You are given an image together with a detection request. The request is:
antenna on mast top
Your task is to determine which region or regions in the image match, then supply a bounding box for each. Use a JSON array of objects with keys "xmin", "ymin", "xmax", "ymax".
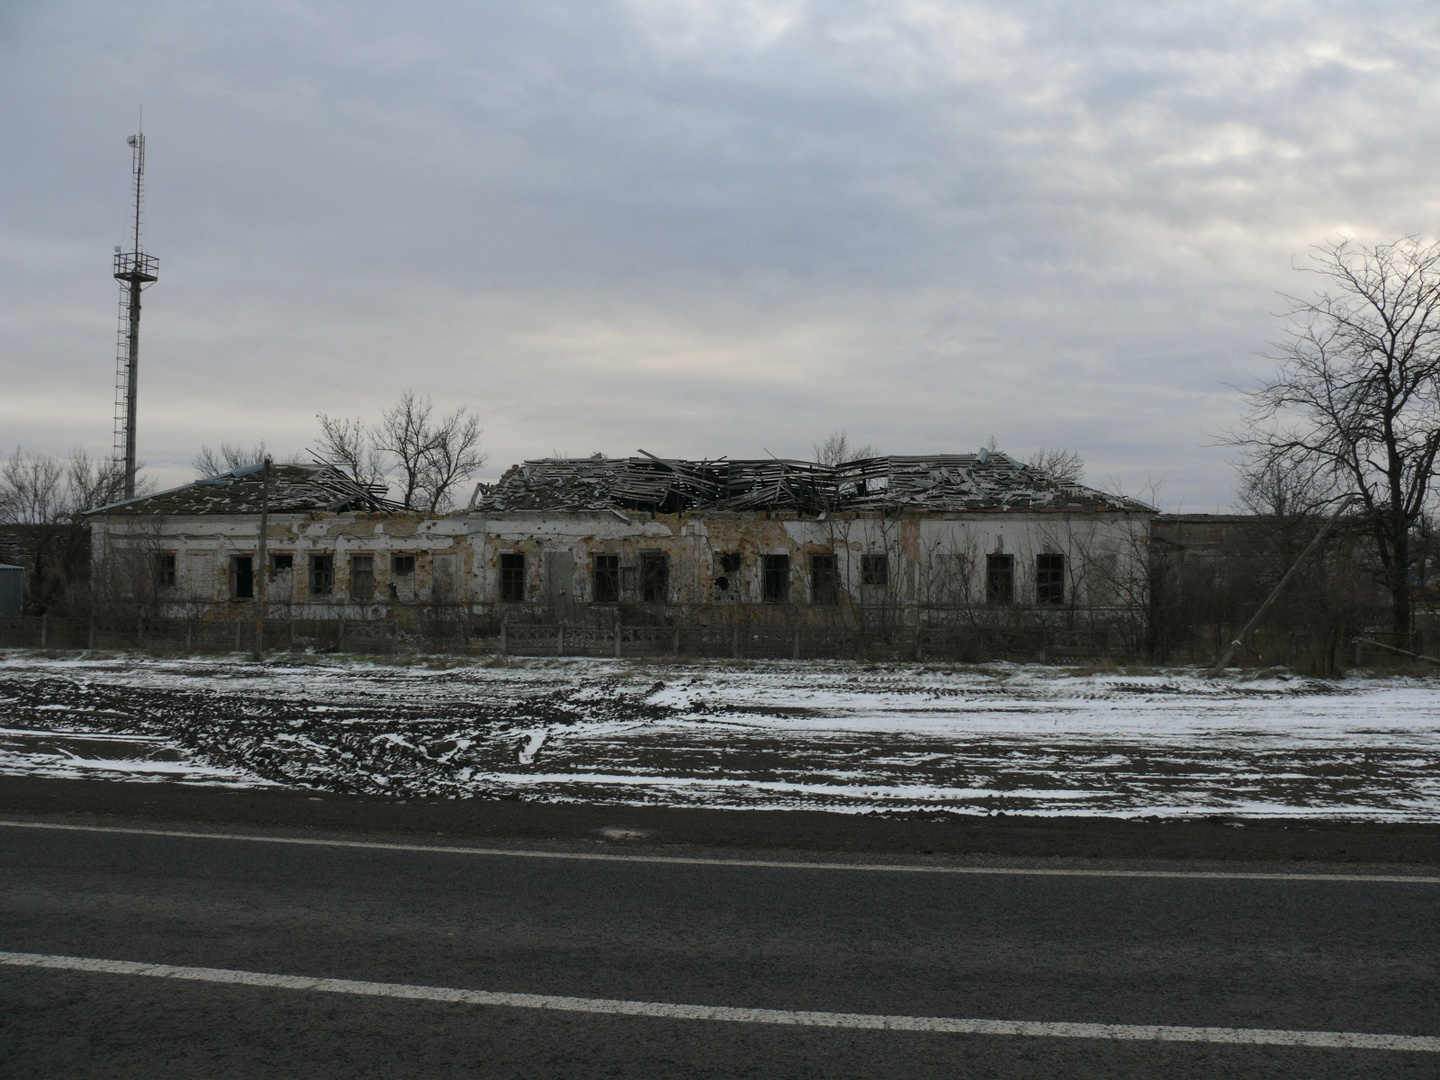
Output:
[{"xmin": 112, "ymin": 114, "xmax": 159, "ymax": 500}]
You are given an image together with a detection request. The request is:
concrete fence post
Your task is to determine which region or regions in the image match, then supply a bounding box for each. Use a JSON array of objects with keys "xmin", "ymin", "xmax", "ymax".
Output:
[
  {"xmin": 40, "ymin": 613, "xmax": 47, "ymax": 649},
  {"xmin": 557, "ymin": 623, "xmax": 565, "ymax": 657},
  {"xmin": 499, "ymin": 620, "xmax": 507, "ymax": 656},
  {"xmin": 615, "ymin": 617, "xmax": 623, "ymax": 658}
]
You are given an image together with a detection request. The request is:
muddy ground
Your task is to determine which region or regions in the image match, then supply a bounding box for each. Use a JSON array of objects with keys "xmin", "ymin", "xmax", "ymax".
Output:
[{"xmin": 2, "ymin": 654, "xmax": 1439, "ymax": 820}]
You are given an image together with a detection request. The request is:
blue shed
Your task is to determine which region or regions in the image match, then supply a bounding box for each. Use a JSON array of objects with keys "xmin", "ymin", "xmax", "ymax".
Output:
[{"xmin": 0, "ymin": 564, "xmax": 22, "ymax": 617}]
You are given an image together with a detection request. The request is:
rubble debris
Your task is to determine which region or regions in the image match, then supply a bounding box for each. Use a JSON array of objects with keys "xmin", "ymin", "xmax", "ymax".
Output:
[
  {"xmin": 92, "ymin": 463, "xmax": 399, "ymax": 516},
  {"xmin": 472, "ymin": 452, "xmax": 1149, "ymax": 516}
]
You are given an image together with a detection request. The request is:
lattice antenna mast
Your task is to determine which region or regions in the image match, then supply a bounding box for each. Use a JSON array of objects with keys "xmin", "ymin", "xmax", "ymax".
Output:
[{"xmin": 113, "ymin": 123, "xmax": 159, "ymax": 500}]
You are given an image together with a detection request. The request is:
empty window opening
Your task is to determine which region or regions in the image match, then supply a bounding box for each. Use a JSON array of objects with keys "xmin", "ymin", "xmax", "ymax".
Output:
[
  {"xmin": 392, "ymin": 554, "xmax": 415, "ymax": 576},
  {"xmin": 713, "ymin": 552, "xmax": 742, "ymax": 595},
  {"xmin": 986, "ymin": 553, "xmax": 1014, "ymax": 606},
  {"xmin": 153, "ymin": 552, "xmax": 176, "ymax": 589},
  {"xmin": 640, "ymin": 551, "xmax": 669, "ymax": 603},
  {"xmin": 231, "ymin": 555, "xmax": 254, "ymax": 600},
  {"xmin": 309, "ymin": 554, "xmax": 334, "ymax": 597},
  {"xmin": 499, "ymin": 553, "xmax": 526, "ymax": 603},
  {"xmin": 350, "ymin": 555, "xmax": 375, "ymax": 602},
  {"xmin": 270, "ymin": 553, "xmax": 293, "ymax": 573},
  {"xmin": 810, "ymin": 554, "xmax": 839, "ymax": 605},
  {"xmin": 592, "ymin": 554, "xmax": 620, "ymax": 602},
  {"xmin": 861, "ymin": 554, "xmax": 889, "ymax": 587},
  {"xmin": 762, "ymin": 554, "xmax": 790, "ymax": 603},
  {"xmin": 1036, "ymin": 553, "xmax": 1065, "ymax": 605}
]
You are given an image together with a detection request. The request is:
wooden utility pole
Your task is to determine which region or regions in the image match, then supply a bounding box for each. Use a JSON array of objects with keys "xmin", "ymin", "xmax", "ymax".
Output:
[
  {"xmin": 252, "ymin": 457, "xmax": 272, "ymax": 661},
  {"xmin": 1210, "ymin": 495, "xmax": 1354, "ymax": 676}
]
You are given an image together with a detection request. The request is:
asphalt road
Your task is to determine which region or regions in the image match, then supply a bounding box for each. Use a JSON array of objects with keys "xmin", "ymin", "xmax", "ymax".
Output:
[{"xmin": 2, "ymin": 817, "xmax": 1438, "ymax": 1079}]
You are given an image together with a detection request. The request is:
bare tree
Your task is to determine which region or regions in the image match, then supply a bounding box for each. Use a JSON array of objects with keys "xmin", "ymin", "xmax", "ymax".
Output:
[
  {"xmin": 65, "ymin": 449, "xmax": 131, "ymax": 514},
  {"xmin": 418, "ymin": 405, "xmax": 486, "ymax": 511},
  {"xmin": 314, "ymin": 415, "xmax": 388, "ymax": 490},
  {"xmin": 324, "ymin": 392, "xmax": 488, "ymax": 512},
  {"xmin": 193, "ymin": 441, "xmax": 298, "ymax": 478},
  {"xmin": 1026, "ymin": 447, "xmax": 1085, "ymax": 484},
  {"xmin": 1231, "ymin": 236, "xmax": 1440, "ymax": 643},
  {"xmin": 1, "ymin": 447, "xmax": 131, "ymax": 523},
  {"xmin": 0, "ymin": 449, "xmax": 64, "ymax": 524},
  {"xmin": 0, "ymin": 447, "xmax": 140, "ymax": 614},
  {"xmin": 812, "ymin": 430, "xmax": 880, "ymax": 466},
  {"xmin": 375, "ymin": 392, "xmax": 436, "ymax": 510}
]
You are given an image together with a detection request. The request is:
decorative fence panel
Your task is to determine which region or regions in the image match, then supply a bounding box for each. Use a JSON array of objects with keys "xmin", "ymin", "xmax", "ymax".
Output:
[{"xmin": 0, "ymin": 612, "xmax": 1137, "ymax": 662}]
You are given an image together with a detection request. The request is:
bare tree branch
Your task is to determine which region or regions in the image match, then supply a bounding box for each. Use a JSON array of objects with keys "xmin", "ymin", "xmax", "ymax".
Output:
[
  {"xmin": 374, "ymin": 392, "xmax": 436, "ymax": 511},
  {"xmin": 323, "ymin": 394, "xmax": 488, "ymax": 511},
  {"xmin": 1229, "ymin": 235, "xmax": 1440, "ymax": 641},
  {"xmin": 315, "ymin": 415, "xmax": 388, "ymax": 491},
  {"xmin": 193, "ymin": 442, "xmax": 279, "ymax": 478},
  {"xmin": 1026, "ymin": 447, "xmax": 1086, "ymax": 484},
  {"xmin": 812, "ymin": 430, "xmax": 880, "ymax": 466},
  {"xmin": 419, "ymin": 406, "xmax": 487, "ymax": 512}
]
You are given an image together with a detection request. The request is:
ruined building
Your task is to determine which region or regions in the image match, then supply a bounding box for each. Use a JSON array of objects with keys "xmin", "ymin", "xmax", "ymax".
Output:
[{"xmin": 87, "ymin": 452, "xmax": 1154, "ymax": 632}]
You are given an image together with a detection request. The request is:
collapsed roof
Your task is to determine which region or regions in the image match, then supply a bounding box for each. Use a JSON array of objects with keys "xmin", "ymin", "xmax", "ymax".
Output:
[
  {"xmin": 471, "ymin": 452, "xmax": 1153, "ymax": 515},
  {"xmin": 90, "ymin": 463, "xmax": 398, "ymax": 516}
]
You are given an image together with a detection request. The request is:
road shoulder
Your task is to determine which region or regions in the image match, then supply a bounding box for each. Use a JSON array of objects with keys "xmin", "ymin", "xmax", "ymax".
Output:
[{"xmin": 2, "ymin": 774, "xmax": 1438, "ymax": 868}]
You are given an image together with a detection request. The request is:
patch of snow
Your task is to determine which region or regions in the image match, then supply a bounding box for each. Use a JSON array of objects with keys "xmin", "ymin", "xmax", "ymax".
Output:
[
  {"xmin": 2, "ymin": 653, "xmax": 1439, "ymax": 818},
  {"xmin": 518, "ymin": 728, "xmax": 548, "ymax": 765}
]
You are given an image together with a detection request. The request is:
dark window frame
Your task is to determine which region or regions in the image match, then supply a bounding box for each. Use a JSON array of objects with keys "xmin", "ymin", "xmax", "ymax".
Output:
[
  {"xmin": 231, "ymin": 554, "xmax": 255, "ymax": 600},
  {"xmin": 309, "ymin": 553, "xmax": 334, "ymax": 597},
  {"xmin": 592, "ymin": 553, "xmax": 620, "ymax": 603},
  {"xmin": 762, "ymin": 553, "xmax": 790, "ymax": 604},
  {"xmin": 499, "ymin": 552, "xmax": 526, "ymax": 603},
  {"xmin": 860, "ymin": 553, "xmax": 889, "ymax": 587},
  {"xmin": 270, "ymin": 553, "xmax": 293, "ymax": 573},
  {"xmin": 1036, "ymin": 553, "xmax": 1065, "ymax": 605},
  {"xmin": 153, "ymin": 552, "xmax": 177, "ymax": 589},
  {"xmin": 986, "ymin": 553, "xmax": 1014, "ymax": 606},
  {"xmin": 391, "ymin": 554, "xmax": 416, "ymax": 576},
  {"xmin": 810, "ymin": 553, "xmax": 839, "ymax": 605},
  {"xmin": 639, "ymin": 551, "xmax": 669, "ymax": 603}
]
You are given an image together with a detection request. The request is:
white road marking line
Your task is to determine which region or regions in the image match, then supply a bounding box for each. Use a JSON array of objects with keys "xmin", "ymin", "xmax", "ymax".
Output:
[
  {"xmin": 2, "ymin": 950, "xmax": 1436, "ymax": 1052},
  {"xmin": 2, "ymin": 818, "xmax": 1437, "ymax": 884}
]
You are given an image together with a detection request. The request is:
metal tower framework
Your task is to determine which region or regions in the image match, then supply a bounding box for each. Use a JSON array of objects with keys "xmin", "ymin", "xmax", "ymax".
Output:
[{"xmin": 113, "ymin": 128, "xmax": 159, "ymax": 500}]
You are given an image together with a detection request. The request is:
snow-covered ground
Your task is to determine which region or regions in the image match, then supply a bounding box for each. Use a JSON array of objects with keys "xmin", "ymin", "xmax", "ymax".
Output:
[{"xmin": 1, "ymin": 653, "xmax": 1438, "ymax": 819}]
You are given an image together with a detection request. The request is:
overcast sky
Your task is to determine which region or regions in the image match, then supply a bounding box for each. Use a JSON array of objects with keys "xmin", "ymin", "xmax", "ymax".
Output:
[{"xmin": 4, "ymin": 1, "xmax": 1438, "ymax": 508}]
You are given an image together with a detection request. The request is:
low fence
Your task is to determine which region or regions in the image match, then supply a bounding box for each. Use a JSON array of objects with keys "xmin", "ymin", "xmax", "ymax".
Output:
[{"xmin": 0, "ymin": 614, "xmax": 1126, "ymax": 663}]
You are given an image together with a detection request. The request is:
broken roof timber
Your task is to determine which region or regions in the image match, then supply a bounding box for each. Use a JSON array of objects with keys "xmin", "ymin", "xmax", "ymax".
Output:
[
  {"xmin": 88, "ymin": 463, "xmax": 401, "ymax": 516},
  {"xmin": 473, "ymin": 453, "xmax": 1153, "ymax": 515}
]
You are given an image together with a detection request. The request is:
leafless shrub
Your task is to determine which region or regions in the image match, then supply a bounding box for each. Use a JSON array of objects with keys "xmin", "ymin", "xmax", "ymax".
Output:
[
  {"xmin": 193, "ymin": 441, "xmax": 295, "ymax": 478},
  {"xmin": 1026, "ymin": 447, "xmax": 1085, "ymax": 484},
  {"xmin": 812, "ymin": 430, "xmax": 879, "ymax": 466}
]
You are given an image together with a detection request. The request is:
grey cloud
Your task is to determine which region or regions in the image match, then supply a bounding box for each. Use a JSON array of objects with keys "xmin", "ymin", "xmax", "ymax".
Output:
[{"xmin": 2, "ymin": 1, "xmax": 1437, "ymax": 507}]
